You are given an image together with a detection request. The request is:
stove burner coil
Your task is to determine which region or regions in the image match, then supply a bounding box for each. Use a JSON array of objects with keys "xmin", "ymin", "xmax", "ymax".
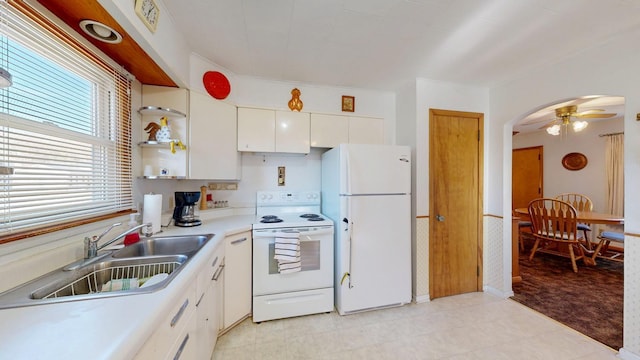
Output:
[
  {"xmin": 307, "ymin": 217, "xmax": 325, "ymax": 221},
  {"xmin": 260, "ymin": 218, "xmax": 283, "ymax": 223},
  {"xmin": 300, "ymin": 213, "xmax": 320, "ymax": 218}
]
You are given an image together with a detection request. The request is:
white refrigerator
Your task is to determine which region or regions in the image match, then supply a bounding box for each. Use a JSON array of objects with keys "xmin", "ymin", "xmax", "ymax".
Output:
[{"xmin": 321, "ymin": 144, "xmax": 411, "ymax": 315}]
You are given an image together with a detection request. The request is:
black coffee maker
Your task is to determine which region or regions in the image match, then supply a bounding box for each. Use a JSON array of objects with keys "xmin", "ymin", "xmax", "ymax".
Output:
[{"xmin": 173, "ymin": 191, "xmax": 202, "ymax": 227}]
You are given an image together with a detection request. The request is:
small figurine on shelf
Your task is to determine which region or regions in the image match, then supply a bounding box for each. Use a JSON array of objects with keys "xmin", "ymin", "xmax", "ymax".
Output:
[
  {"xmin": 155, "ymin": 116, "xmax": 172, "ymax": 143},
  {"xmin": 144, "ymin": 122, "xmax": 160, "ymax": 141}
]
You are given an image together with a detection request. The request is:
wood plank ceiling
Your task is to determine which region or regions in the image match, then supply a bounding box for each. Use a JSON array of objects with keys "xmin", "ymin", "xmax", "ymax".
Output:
[{"xmin": 35, "ymin": 0, "xmax": 175, "ymax": 87}]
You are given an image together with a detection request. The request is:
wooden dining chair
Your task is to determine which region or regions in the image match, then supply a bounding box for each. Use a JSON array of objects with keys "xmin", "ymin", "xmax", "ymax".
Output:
[
  {"xmin": 593, "ymin": 230, "xmax": 625, "ymax": 262},
  {"xmin": 554, "ymin": 193, "xmax": 593, "ymax": 249},
  {"xmin": 528, "ymin": 198, "xmax": 587, "ymax": 273}
]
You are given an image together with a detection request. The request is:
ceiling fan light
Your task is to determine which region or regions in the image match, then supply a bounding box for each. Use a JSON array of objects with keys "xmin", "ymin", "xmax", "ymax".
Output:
[
  {"xmin": 546, "ymin": 125, "xmax": 560, "ymax": 136},
  {"xmin": 573, "ymin": 120, "xmax": 588, "ymax": 132}
]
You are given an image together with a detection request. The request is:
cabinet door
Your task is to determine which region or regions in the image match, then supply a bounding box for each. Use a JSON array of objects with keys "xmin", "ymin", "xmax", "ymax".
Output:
[
  {"xmin": 348, "ymin": 116, "xmax": 384, "ymax": 144},
  {"xmin": 165, "ymin": 310, "xmax": 197, "ymax": 360},
  {"xmin": 237, "ymin": 108, "xmax": 275, "ymax": 152},
  {"xmin": 189, "ymin": 92, "xmax": 241, "ymax": 180},
  {"xmin": 275, "ymin": 111, "xmax": 310, "ymax": 153},
  {"xmin": 196, "ymin": 242, "xmax": 224, "ymax": 358},
  {"xmin": 310, "ymin": 114, "xmax": 348, "ymax": 148},
  {"xmin": 223, "ymin": 231, "xmax": 252, "ymax": 329}
]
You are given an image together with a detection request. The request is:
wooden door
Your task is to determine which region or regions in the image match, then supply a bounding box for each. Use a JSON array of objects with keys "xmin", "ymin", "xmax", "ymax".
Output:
[
  {"xmin": 512, "ymin": 146, "xmax": 543, "ymax": 210},
  {"xmin": 429, "ymin": 109, "xmax": 483, "ymax": 299}
]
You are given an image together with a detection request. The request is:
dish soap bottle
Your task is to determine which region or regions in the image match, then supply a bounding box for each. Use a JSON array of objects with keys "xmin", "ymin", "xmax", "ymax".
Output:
[{"xmin": 124, "ymin": 213, "xmax": 140, "ymax": 246}]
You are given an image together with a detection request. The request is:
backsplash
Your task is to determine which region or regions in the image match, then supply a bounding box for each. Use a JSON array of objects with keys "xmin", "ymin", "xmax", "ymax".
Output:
[{"xmin": 135, "ymin": 148, "xmax": 325, "ymax": 214}]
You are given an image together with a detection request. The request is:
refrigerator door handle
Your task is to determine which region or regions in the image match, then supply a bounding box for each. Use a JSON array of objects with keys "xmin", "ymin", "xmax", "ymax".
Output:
[{"xmin": 340, "ymin": 200, "xmax": 354, "ymax": 289}]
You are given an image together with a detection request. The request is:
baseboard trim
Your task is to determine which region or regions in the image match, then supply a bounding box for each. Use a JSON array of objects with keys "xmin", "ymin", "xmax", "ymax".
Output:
[
  {"xmin": 619, "ymin": 348, "xmax": 640, "ymax": 360},
  {"xmin": 483, "ymin": 285, "xmax": 514, "ymax": 298},
  {"xmin": 414, "ymin": 294, "xmax": 430, "ymax": 303}
]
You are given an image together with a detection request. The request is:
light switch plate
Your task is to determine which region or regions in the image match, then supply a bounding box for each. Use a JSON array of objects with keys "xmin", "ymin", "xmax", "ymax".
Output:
[{"xmin": 278, "ymin": 166, "xmax": 285, "ymax": 186}]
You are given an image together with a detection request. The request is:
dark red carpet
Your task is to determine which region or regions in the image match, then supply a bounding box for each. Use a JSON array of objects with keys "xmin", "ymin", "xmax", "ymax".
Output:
[{"xmin": 511, "ymin": 252, "xmax": 623, "ymax": 350}]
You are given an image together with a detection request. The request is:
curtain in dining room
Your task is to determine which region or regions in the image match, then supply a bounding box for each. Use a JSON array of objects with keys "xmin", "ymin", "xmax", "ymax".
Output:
[{"xmin": 605, "ymin": 134, "xmax": 624, "ymax": 217}]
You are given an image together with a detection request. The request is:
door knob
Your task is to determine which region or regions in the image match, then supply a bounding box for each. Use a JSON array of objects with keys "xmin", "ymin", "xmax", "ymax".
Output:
[{"xmin": 435, "ymin": 214, "xmax": 445, "ymax": 222}]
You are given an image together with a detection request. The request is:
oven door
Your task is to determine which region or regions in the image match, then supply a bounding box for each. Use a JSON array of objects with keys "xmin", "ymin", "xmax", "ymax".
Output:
[{"xmin": 252, "ymin": 225, "xmax": 334, "ymax": 296}]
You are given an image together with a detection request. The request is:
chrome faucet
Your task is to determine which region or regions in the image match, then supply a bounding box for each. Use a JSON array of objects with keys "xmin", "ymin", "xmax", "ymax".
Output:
[{"xmin": 84, "ymin": 222, "xmax": 153, "ymax": 259}]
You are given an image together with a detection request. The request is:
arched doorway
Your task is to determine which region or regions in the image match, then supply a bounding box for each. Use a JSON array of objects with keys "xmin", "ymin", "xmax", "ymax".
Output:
[{"xmin": 509, "ymin": 95, "xmax": 625, "ymax": 349}]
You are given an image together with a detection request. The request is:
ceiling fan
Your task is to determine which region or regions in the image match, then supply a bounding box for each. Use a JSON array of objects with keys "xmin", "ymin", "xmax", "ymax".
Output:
[{"xmin": 541, "ymin": 105, "xmax": 616, "ymax": 136}]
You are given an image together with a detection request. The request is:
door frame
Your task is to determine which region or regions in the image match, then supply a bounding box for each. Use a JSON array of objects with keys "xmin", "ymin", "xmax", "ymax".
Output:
[{"xmin": 428, "ymin": 108, "xmax": 484, "ymax": 298}]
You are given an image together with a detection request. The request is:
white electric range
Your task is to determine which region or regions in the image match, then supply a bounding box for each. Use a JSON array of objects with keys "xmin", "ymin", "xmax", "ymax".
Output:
[{"xmin": 252, "ymin": 190, "xmax": 334, "ymax": 322}]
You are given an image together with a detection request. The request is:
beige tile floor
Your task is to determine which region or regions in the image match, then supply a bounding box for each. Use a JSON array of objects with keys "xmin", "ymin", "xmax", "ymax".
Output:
[{"xmin": 212, "ymin": 292, "xmax": 618, "ymax": 359}]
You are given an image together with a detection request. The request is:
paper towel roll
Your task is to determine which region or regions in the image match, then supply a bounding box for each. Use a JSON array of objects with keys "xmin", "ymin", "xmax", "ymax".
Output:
[{"xmin": 143, "ymin": 193, "xmax": 162, "ymax": 234}]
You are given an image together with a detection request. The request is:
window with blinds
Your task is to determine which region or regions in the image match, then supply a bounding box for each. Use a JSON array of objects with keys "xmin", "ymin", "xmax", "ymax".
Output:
[{"xmin": 0, "ymin": 0, "xmax": 133, "ymax": 241}]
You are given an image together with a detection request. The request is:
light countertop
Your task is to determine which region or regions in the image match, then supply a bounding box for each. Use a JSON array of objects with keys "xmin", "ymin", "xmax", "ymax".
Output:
[{"xmin": 0, "ymin": 214, "xmax": 255, "ymax": 360}]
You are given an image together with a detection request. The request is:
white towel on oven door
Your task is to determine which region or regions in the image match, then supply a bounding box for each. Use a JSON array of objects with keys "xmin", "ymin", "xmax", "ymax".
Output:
[{"xmin": 274, "ymin": 231, "xmax": 301, "ymax": 273}]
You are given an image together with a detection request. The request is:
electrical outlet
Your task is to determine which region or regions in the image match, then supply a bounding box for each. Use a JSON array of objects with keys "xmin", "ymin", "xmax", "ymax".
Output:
[{"xmin": 278, "ymin": 166, "xmax": 285, "ymax": 186}]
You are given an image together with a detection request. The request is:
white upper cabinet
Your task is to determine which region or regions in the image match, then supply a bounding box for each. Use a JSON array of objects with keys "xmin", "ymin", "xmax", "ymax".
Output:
[
  {"xmin": 275, "ymin": 110, "xmax": 310, "ymax": 153},
  {"xmin": 237, "ymin": 107, "xmax": 276, "ymax": 152},
  {"xmin": 348, "ymin": 116, "xmax": 384, "ymax": 145},
  {"xmin": 237, "ymin": 107, "xmax": 310, "ymax": 153},
  {"xmin": 310, "ymin": 113, "xmax": 349, "ymax": 148},
  {"xmin": 189, "ymin": 91, "xmax": 241, "ymax": 180},
  {"xmin": 310, "ymin": 113, "xmax": 384, "ymax": 147}
]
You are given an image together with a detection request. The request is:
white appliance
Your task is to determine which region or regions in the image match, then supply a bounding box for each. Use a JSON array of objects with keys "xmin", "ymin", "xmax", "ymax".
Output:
[
  {"xmin": 321, "ymin": 144, "xmax": 411, "ymax": 315},
  {"xmin": 252, "ymin": 190, "xmax": 334, "ymax": 322}
]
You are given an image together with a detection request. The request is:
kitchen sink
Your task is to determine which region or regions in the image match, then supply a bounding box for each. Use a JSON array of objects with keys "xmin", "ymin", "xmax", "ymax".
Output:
[
  {"xmin": 111, "ymin": 234, "xmax": 212, "ymax": 258},
  {"xmin": 30, "ymin": 255, "xmax": 187, "ymax": 300},
  {"xmin": 0, "ymin": 233, "xmax": 215, "ymax": 309}
]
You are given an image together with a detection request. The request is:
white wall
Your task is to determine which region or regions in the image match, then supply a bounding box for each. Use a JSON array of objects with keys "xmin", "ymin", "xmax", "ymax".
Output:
[
  {"xmin": 512, "ymin": 117, "xmax": 624, "ymax": 212},
  {"xmin": 414, "ymin": 78, "xmax": 490, "ymax": 216},
  {"xmin": 132, "ymin": 54, "xmax": 400, "ymax": 214}
]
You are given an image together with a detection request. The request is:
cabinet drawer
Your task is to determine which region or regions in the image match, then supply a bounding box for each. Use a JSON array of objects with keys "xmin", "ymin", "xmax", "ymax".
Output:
[
  {"xmin": 155, "ymin": 282, "xmax": 196, "ymax": 354},
  {"xmin": 165, "ymin": 309, "xmax": 197, "ymax": 360},
  {"xmin": 196, "ymin": 244, "xmax": 223, "ymax": 299}
]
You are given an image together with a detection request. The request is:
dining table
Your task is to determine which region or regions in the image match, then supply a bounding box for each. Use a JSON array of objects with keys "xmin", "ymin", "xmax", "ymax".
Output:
[
  {"xmin": 514, "ymin": 208, "xmax": 624, "ymax": 226},
  {"xmin": 513, "ymin": 207, "xmax": 624, "ymax": 275}
]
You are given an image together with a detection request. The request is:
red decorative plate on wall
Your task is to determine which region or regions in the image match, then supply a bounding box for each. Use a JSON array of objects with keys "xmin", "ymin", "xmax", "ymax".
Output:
[{"xmin": 203, "ymin": 71, "xmax": 231, "ymax": 100}]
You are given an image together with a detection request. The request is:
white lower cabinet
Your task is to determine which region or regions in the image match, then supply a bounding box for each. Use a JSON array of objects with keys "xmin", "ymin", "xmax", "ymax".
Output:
[
  {"xmin": 196, "ymin": 242, "xmax": 225, "ymax": 360},
  {"xmin": 222, "ymin": 231, "xmax": 252, "ymax": 330},
  {"xmin": 166, "ymin": 310, "xmax": 197, "ymax": 360},
  {"xmin": 134, "ymin": 281, "xmax": 196, "ymax": 360},
  {"xmin": 135, "ymin": 232, "xmax": 251, "ymax": 359}
]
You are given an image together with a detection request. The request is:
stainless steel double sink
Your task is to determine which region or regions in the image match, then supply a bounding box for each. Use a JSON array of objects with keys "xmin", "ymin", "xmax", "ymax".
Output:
[{"xmin": 0, "ymin": 234, "xmax": 214, "ymax": 309}]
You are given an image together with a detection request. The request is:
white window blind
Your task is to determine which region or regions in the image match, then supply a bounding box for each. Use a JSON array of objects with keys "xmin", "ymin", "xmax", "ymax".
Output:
[{"xmin": 0, "ymin": 0, "xmax": 133, "ymax": 238}]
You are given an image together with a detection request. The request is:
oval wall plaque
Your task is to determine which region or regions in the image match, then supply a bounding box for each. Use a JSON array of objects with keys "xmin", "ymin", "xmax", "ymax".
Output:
[{"xmin": 562, "ymin": 152, "xmax": 588, "ymax": 171}]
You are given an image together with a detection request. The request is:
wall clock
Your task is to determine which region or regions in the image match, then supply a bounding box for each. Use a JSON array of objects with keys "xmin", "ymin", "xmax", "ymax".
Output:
[{"xmin": 135, "ymin": 0, "xmax": 160, "ymax": 33}]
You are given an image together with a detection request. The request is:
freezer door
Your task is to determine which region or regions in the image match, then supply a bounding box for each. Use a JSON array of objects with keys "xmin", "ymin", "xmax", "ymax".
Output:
[
  {"xmin": 340, "ymin": 144, "xmax": 411, "ymax": 195},
  {"xmin": 335, "ymin": 194, "xmax": 411, "ymax": 314}
]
